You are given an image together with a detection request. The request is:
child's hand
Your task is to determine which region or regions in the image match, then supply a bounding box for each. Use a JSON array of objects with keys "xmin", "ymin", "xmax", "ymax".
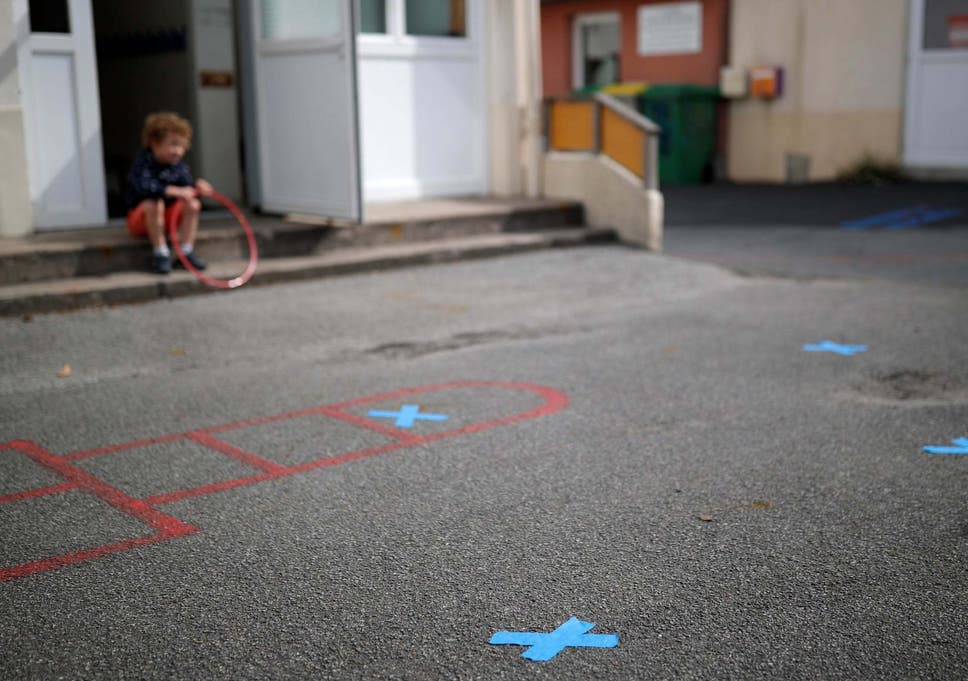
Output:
[
  {"xmin": 195, "ymin": 179, "xmax": 214, "ymax": 197},
  {"xmin": 165, "ymin": 185, "xmax": 197, "ymax": 200}
]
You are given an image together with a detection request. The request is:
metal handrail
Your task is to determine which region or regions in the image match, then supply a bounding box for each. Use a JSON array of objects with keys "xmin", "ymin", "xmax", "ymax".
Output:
[{"xmin": 593, "ymin": 92, "xmax": 661, "ymax": 134}]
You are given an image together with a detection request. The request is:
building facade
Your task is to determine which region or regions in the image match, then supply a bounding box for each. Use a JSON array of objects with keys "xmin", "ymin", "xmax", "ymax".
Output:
[
  {"xmin": 0, "ymin": 0, "xmax": 544, "ymax": 237},
  {"xmin": 540, "ymin": 0, "xmax": 968, "ymax": 183}
]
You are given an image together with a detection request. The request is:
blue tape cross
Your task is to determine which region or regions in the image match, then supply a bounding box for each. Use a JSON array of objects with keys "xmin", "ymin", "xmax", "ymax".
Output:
[
  {"xmin": 803, "ymin": 341, "xmax": 868, "ymax": 356},
  {"xmin": 490, "ymin": 617, "xmax": 619, "ymax": 662},
  {"xmin": 366, "ymin": 404, "xmax": 449, "ymax": 428},
  {"xmin": 923, "ymin": 437, "xmax": 968, "ymax": 455}
]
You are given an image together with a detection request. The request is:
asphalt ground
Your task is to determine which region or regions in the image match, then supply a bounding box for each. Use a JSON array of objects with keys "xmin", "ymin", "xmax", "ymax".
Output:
[
  {"xmin": 663, "ymin": 182, "xmax": 968, "ymax": 288},
  {"xmin": 1, "ymin": 241, "xmax": 966, "ymax": 679}
]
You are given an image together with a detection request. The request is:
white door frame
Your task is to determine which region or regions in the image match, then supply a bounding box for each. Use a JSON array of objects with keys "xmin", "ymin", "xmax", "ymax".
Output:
[
  {"xmin": 248, "ymin": 0, "xmax": 362, "ymax": 221},
  {"xmin": 14, "ymin": 0, "xmax": 106, "ymax": 229},
  {"xmin": 571, "ymin": 11, "xmax": 620, "ymax": 91},
  {"xmin": 903, "ymin": 0, "xmax": 968, "ymax": 168}
]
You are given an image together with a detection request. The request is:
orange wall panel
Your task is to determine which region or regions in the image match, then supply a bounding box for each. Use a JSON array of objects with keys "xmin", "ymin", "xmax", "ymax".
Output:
[
  {"xmin": 601, "ymin": 108, "xmax": 645, "ymax": 177},
  {"xmin": 549, "ymin": 100, "xmax": 597, "ymax": 151}
]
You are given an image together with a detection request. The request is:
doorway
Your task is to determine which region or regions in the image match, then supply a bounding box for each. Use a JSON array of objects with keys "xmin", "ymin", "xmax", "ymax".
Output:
[
  {"xmin": 904, "ymin": 0, "xmax": 968, "ymax": 170},
  {"xmin": 572, "ymin": 12, "xmax": 620, "ymax": 91},
  {"xmin": 92, "ymin": 0, "xmax": 243, "ymax": 219}
]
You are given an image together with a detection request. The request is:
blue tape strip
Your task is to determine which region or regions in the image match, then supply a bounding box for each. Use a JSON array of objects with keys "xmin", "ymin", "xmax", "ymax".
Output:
[
  {"xmin": 841, "ymin": 206, "xmax": 964, "ymax": 230},
  {"xmin": 923, "ymin": 437, "xmax": 968, "ymax": 455},
  {"xmin": 490, "ymin": 617, "xmax": 618, "ymax": 662},
  {"xmin": 366, "ymin": 405, "xmax": 449, "ymax": 428},
  {"xmin": 803, "ymin": 341, "xmax": 867, "ymax": 356}
]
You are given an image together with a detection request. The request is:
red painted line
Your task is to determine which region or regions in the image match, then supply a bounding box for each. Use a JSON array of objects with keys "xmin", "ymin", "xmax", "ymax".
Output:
[
  {"xmin": 0, "ymin": 481, "xmax": 79, "ymax": 505},
  {"xmin": 63, "ymin": 432, "xmax": 186, "ymax": 461},
  {"xmin": 0, "ymin": 527, "xmax": 196, "ymax": 582},
  {"xmin": 187, "ymin": 431, "xmax": 289, "ymax": 474},
  {"xmin": 325, "ymin": 380, "xmax": 478, "ymax": 410},
  {"xmin": 289, "ymin": 440, "xmax": 415, "ymax": 474},
  {"xmin": 316, "ymin": 406, "xmax": 421, "ymax": 442},
  {"xmin": 144, "ymin": 472, "xmax": 275, "ymax": 506},
  {"xmin": 201, "ymin": 405, "xmax": 335, "ymax": 435},
  {"xmin": 12, "ymin": 440, "xmax": 196, "ymax": 535}
]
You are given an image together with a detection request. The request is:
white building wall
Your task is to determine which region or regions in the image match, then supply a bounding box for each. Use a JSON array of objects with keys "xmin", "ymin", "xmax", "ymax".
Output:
[{"xmin": 0, "ymin": 2, "xmax": 35, "ymax": 237}]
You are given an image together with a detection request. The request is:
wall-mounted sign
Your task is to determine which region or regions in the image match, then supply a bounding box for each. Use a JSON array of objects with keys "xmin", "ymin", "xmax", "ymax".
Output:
[
  {"xmin": 637, "ymin": 1, "xmax": 702, "ymax": 56},
  {"xmin": 199, "ymin": 70, "xmax": 235, "ymax": 87}
]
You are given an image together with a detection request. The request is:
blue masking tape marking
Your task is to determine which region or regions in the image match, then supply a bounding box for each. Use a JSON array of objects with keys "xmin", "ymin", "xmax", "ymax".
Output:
[
  {"xmin": 841, "ymin": 207, "xmax": 927, "ymax": 229},
  {"xmin": 489, "ymin": 617, "xmax": 619, "ymax": 662},
  {"xmin": 841, "ymin": 206, "xmax": 963, "ymax": 230},
  {"xmin": 803, "ymin": 341, "xmax": 867, "ymax": 356},
  {"xmin": 923, "ymin": 437, "xmax": 968, "ymax": 455},
  {"xmin": 366, "ymin": 404, "xmax": 449, "ymax": 428}
]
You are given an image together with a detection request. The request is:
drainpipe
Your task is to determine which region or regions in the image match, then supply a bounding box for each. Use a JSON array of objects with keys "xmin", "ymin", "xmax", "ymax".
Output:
[{"xmin": 513, "ymin": 0, "xmax": 543, "ymax": 198}]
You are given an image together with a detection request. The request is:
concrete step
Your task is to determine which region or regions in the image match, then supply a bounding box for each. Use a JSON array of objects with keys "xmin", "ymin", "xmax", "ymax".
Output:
[
  {"xmin": 1, "ymin": 227, "xmax": 616, "ymax": 317},
  {"xmin": 0, "ymin": 198, "xmax": 584, "ymax": 287}
]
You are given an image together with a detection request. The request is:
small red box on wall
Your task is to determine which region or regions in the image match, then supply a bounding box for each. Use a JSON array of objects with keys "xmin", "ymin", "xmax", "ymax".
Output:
[
  {"xmin": 949, "ymin": 15, "xmax": 968, "ymax": 48},
  {"xmin": 750, "ymin": 66, "xmax": 783, "ymax": 99}
]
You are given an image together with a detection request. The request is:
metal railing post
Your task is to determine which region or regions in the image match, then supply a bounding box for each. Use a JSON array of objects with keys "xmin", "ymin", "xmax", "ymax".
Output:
[
  {"xmin": 592, "ymin": 99, "xmax": 602, "ymax": 155},
  {"xmin": 643, "ymin": 133, "xmax": 659, "ymax": 190}
]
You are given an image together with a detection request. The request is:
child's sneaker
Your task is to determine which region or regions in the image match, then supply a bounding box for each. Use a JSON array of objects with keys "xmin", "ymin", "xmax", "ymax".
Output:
[
  {"xmin": 176, "ymin": 250, "xmax": 207, "ymax": 271},
  {"xmin": 152, "ymin": 253, "xmax": 172, "ymax": 274}
]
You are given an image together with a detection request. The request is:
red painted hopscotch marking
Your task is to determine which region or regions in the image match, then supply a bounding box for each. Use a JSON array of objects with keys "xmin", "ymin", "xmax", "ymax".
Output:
[{"xmin": 0, "ymin": 381, "xmax": 568, "ymax": 582}]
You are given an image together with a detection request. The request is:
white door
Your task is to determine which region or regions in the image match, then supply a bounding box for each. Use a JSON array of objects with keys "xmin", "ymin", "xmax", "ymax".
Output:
[
  {"xmin": 904, "ymin": 0, "xmax": 968, "ymax": 169},
  {"xmin": 14, "ymin": 0, "xmax": 106, "ymax": 229},
  {"xmin": 249, "ymin": 0, "xmax": 362, "ymax": 221}
]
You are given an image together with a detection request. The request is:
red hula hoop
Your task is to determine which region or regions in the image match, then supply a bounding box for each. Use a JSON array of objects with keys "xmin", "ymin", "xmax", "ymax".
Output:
[{"xmin": 167, "ymin": 190, "xmax": 259, "ymax": 289}]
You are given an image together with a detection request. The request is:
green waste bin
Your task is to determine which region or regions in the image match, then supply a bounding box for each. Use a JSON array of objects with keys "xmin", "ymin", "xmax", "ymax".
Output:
[{"xmin": 637, "ymin": 84, "xmax": 719, "ymax": 184}]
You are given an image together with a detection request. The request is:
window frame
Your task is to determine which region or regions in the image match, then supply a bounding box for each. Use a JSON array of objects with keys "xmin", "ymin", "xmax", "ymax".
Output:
[{"xmin": 357, "ymin": 0, "xmax": 475, "ymax": 59}]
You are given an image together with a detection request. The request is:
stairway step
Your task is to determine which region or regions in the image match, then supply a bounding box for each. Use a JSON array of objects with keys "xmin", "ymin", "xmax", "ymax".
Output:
[
  {"xmin": 0, "ymin": 200, "xmax": 584, "ymax": 287},
  {"xmin": 1, "ymin": 227, "xmax": 615, "ymax": 317}
]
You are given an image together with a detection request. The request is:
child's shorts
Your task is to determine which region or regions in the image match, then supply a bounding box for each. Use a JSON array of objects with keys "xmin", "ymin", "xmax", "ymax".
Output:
[{"xmin": 126, "ymin": 201, "xmax": 178, "ymax": 238}]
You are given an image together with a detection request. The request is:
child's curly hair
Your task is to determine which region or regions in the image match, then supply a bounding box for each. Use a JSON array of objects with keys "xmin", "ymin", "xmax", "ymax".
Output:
[{"xmin": 142, "ymin": 112, "xmax": 193, "ymax": 148}]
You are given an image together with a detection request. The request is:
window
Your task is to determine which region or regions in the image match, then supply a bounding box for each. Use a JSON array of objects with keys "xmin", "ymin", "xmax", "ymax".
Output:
[
  {"xmin": 922, "ymin": 0, "xmax": 968, "ymax": 50},
  {"xmin": 28, "ymin": 0, "xmax": 70, "ymax": 33},
  {"xmin": 406, "ymin": 0, "xmax": 465, "ymax": 38},
  {"xmin": 260, "ymin": 0, "xmax": 341, "ymax": 40},
  {"xmin": 360, "ymin": 0, "xmax": 387, "ymax": 34}
]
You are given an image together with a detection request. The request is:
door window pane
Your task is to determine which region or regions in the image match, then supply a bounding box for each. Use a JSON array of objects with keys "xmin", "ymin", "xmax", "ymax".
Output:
[
  {"xmin": 261, "ymin": 0, "xmax": 342, "ymax": 40},
  {"xmin": 406, "ymin": 0, "xmax": 466, "ymax": 37},
  {"xmin": 360, "ymin": 0, "xmax": 386, "ymax": 34},
  {"xmin": 28, "ymin": 0, "xmax": 70, "ymax": 33},
  {"xmin": 923, "ymin": 0, "xmax": 968, "ymax": 49},
  {"xmin": 580, "ymin": 21, "xmax": 620, "ymax": 87}
]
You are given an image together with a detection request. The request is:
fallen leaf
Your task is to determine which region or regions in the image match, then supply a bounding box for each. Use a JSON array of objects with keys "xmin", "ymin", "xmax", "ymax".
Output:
[
  {"xmin": 167, "ymin": 347, "xmax": 188, "ymax": 356},
  {"xmin": 21, "ymin": 314, "xmax": 33, "ymax": 322},
  {"xmin": 56, "ymin": 363, "xmax": 72, "ymax": 378},
  {"xmin": 699, "ymin": 515, "xmax": 714, "ymax": 522},
  {"xmin": 750, "ymin": 500, "xmax": 774, "ymax": 510}
]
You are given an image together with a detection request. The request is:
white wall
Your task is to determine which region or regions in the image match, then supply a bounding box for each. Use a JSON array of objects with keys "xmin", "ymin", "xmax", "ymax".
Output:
[{"xmin": 0, "ymin": 1, "xmax": 33, "ymax": 236}]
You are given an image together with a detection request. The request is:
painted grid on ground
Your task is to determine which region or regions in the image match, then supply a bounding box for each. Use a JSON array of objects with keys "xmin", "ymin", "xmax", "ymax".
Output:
[{"xmin": 0, "ymin": 381, "xmax": 568, "ymax": 582}]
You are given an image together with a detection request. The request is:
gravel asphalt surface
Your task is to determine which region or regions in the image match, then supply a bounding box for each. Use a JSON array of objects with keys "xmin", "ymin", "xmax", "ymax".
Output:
[{"xmin": 1, "ymin": 240, "xmax": 966, "ymax": 679}]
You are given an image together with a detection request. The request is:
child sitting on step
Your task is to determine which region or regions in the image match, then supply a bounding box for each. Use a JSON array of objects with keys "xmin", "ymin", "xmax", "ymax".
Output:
[{"xmin": 125, "ymin": 112, "xmax": 213, "ymax": 274}]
